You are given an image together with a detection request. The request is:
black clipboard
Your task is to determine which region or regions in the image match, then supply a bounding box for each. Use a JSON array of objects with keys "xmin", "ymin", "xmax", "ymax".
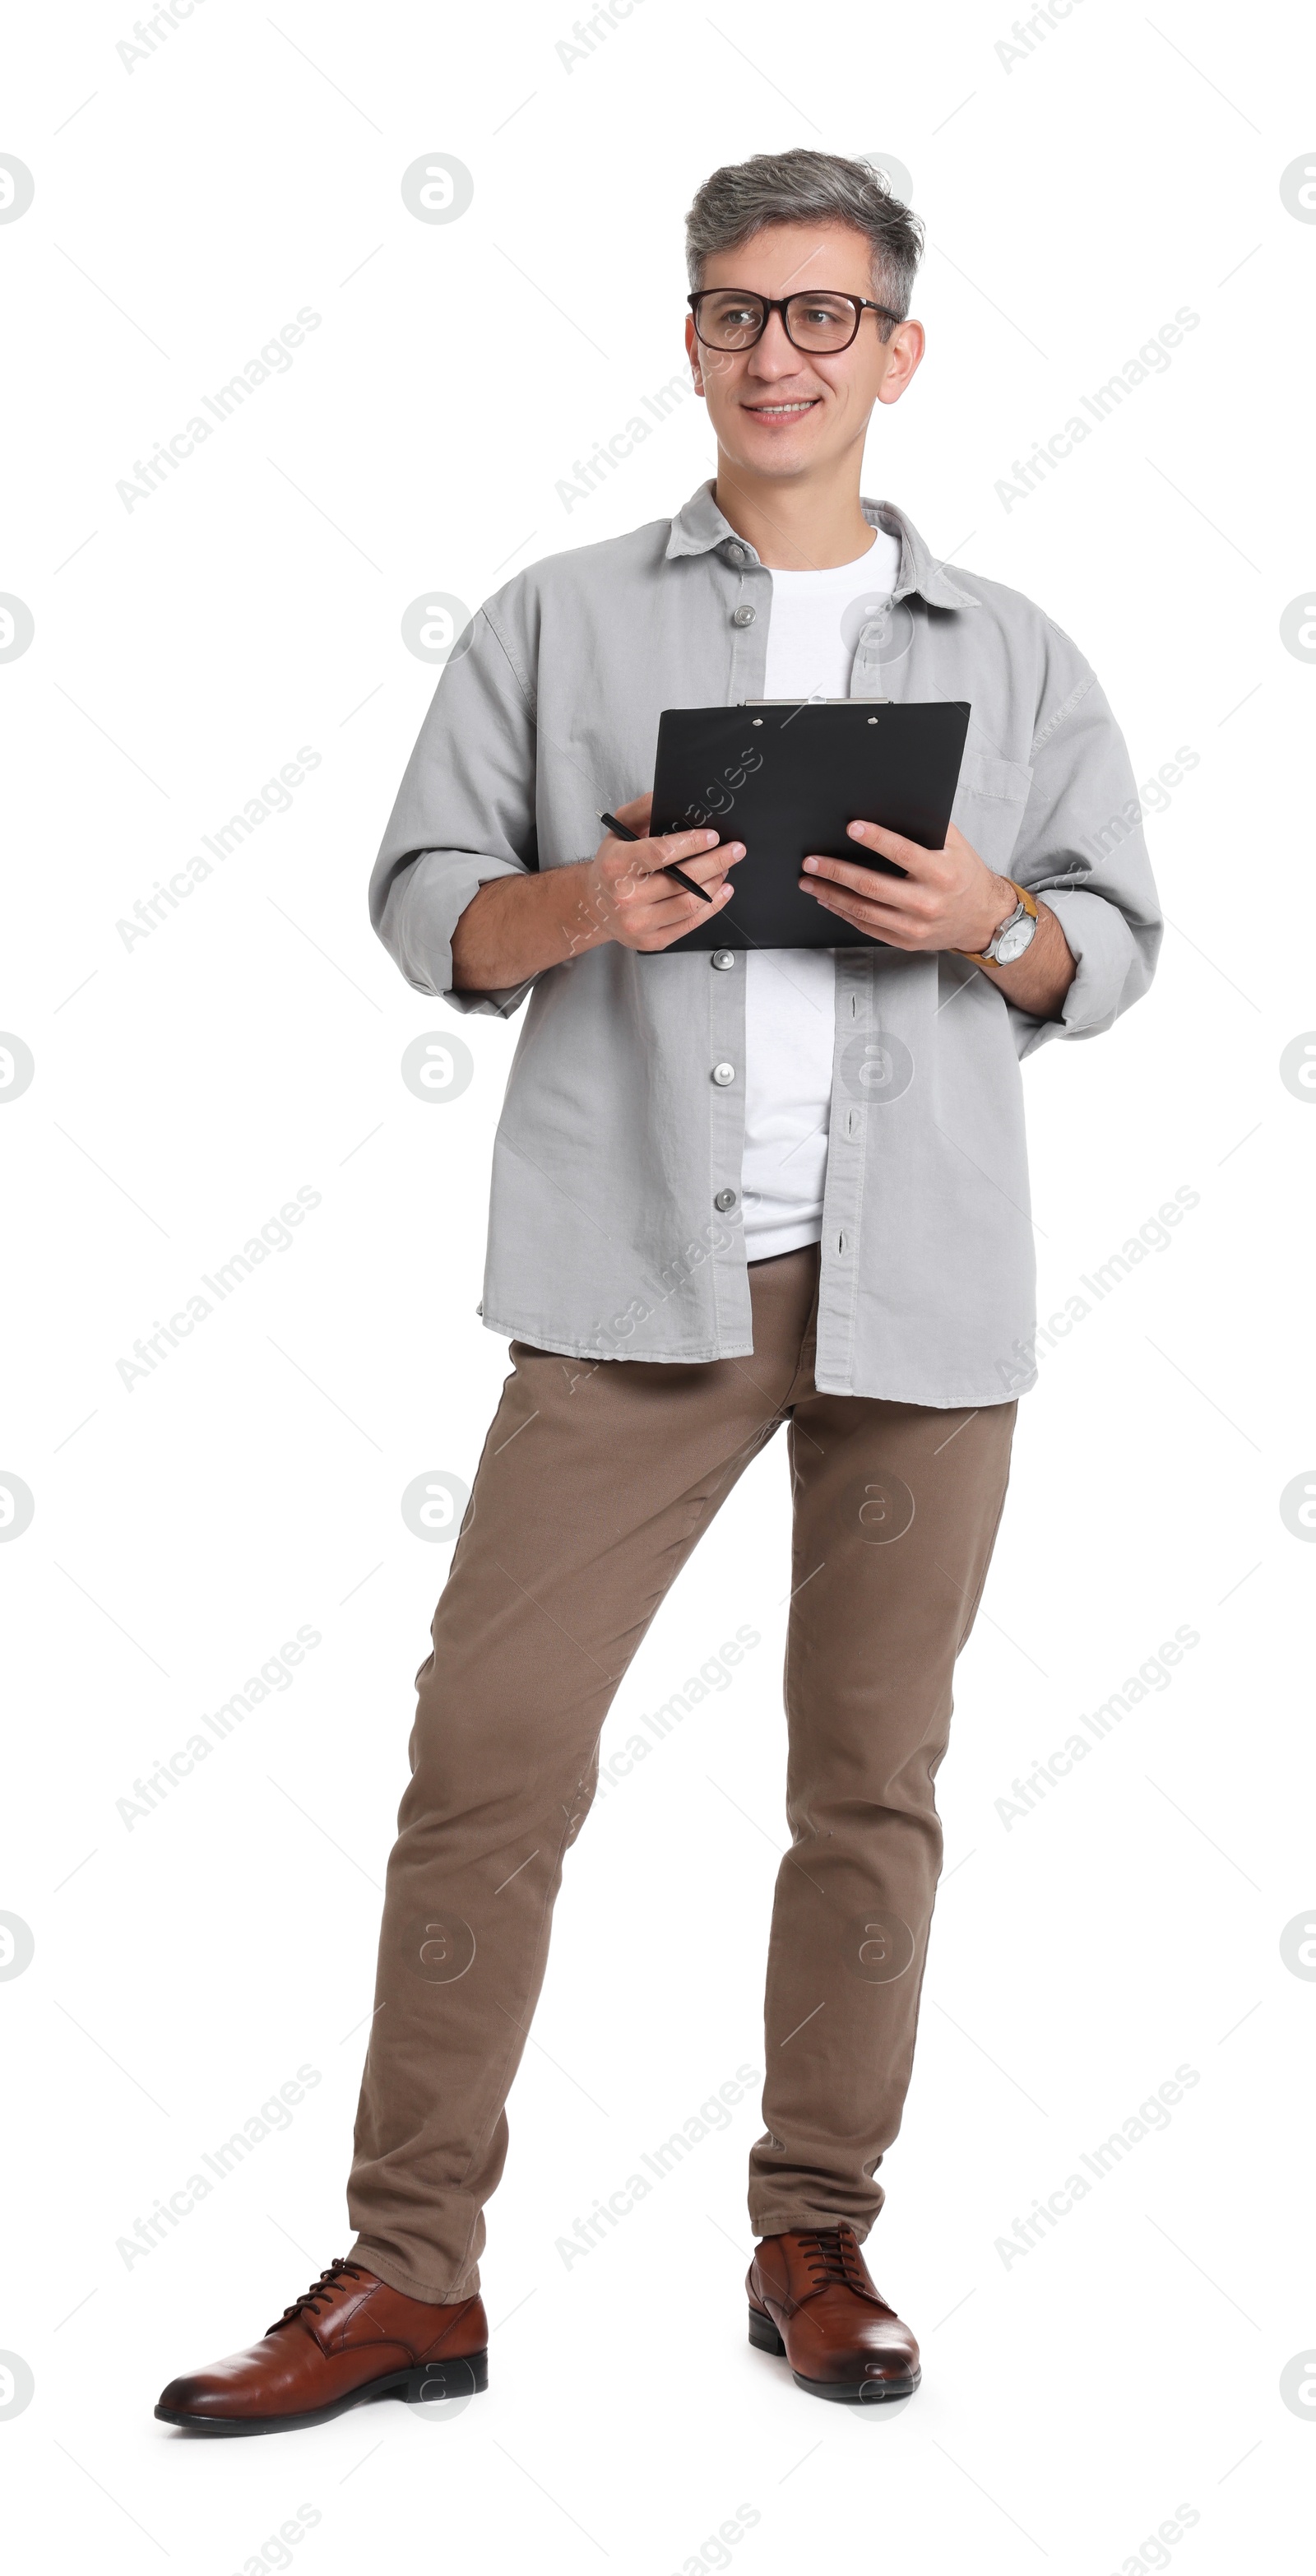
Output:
[{"xmin": 650, "ymin": 699, "xmax": 971, "ymax": 952}]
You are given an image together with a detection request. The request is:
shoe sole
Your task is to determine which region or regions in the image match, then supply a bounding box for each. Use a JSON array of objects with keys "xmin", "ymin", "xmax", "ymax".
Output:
[
  {"xmin": 154, "ymin": 2351, "xmax": 489, "ymax": 2435},
  {"xmin": 748, "ymin": 2304, "xmax": 920, "ymax": 2404}
]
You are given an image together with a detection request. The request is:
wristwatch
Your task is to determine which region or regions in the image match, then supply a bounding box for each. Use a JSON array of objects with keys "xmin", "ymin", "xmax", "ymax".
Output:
[{"xmin": 958, "ymin": 880, "xmax": 1039, "ymax": 969}]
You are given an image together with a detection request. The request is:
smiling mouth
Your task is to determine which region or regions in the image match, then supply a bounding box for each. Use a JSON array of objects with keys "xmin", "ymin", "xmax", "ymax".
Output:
[{"xmin": 743, "ymin": 398, "xmax": 821, "ymax": 417}]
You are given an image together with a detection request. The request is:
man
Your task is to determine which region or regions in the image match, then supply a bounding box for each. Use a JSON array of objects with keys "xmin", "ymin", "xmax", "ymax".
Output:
[{"xmin": 156, "ymin": 147, "xmax": 1160, "ymax": 2430}]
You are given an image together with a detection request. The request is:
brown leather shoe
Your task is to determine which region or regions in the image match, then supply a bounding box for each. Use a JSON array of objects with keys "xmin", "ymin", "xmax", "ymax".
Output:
[
  {"xmin": 747, "ymin": 2223, "xmax": 920, "ymax": 2403},
  {"xmin": 155, "ymin": 2258, "xmax": 488, "ymax": 2434}
]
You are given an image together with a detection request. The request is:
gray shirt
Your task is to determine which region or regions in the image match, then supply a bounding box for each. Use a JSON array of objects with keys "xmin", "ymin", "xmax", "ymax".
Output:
[{"xmin": 370, "ymin": 482, "xmax": 1161, "ymax": 1406}]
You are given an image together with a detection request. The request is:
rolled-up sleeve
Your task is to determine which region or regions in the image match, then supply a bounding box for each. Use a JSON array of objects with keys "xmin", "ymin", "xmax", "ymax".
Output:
[
  {"xmin": 1005, "ymin": 630, "xmax": 1164, "ymax": 1060},
  {"xmin": 368, "ymin": 605, "xmax": 540, "ymax": 1019}
]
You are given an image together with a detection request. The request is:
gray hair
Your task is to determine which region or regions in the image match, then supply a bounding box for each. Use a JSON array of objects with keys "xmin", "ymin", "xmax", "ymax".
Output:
[{"xmin": 685, "ymin": 149, "xmax": 924, "ymax": 338}]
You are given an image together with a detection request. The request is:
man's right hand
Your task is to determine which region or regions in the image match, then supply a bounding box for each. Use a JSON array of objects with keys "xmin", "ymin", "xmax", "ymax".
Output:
[
  {"xmin": 582, "ymin": 793, "xmax": 744, "ymax": 952},
  {"xmin": 450, "ymin": 794, "xmax": 744, "ymax": 991}
]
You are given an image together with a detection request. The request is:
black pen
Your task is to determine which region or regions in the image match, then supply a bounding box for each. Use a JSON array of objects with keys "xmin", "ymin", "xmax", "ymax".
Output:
[{"xmin": 598, "ymin": 810, "xmax": 716, "ymax": 903}]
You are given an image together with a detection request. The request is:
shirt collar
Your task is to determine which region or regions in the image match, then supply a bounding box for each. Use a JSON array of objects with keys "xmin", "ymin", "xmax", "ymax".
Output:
[{"xmin": 664, "ymin": 479, "xmax": 975, "ymax": 609}]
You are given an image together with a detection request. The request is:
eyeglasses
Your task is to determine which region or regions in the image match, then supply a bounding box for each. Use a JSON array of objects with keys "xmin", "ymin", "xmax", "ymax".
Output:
[{"xmin": 687, "ymin": 289, "xmax": 902, "ymax": 354}]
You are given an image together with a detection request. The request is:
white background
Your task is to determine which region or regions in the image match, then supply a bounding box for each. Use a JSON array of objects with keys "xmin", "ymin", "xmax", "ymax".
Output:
[{"xmin": 2, "ymin": 1, "xmax": 1314, "ymax": 2569}]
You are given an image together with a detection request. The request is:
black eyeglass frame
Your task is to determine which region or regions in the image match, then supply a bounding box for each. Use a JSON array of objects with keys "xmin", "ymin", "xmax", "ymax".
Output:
[{"xmin": 686, "ymin": 288, "xmax": 904, "ymax": 352}]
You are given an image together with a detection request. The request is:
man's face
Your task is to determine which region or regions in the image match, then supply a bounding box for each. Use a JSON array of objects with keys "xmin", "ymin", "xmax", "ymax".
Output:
[{"xmin": 684, "ymin": 220, "xmax": 923, "ymax": 483}]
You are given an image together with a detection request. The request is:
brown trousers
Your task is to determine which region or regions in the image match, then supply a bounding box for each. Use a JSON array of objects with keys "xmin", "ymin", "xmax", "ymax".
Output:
[{"xmin": 347, "ymin": 1245, "xmax": 1016, "ymax": 2301}]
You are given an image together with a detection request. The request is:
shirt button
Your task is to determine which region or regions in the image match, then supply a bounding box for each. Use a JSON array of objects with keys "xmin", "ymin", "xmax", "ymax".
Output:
[
  {"xmin": 726, "ymin": 542, "xmax": 747, "ymax": 565},
  {"xmin": 711, "ymin": 949, "xmax": 734, "ymax": 970},
  {"xmin": 731, "ymin": 605, "xmax": 756, "ymax": 628},
  {"xmin": 711, "ymin": 1061, "xmax": 735, "ymax": 1086},
  {"xmin": 714, "ymin": 1188, "xmax": 738, "ymax": 1212}
]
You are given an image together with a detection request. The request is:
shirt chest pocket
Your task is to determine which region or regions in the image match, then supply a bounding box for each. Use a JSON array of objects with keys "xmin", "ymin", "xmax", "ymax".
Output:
[{"xmin": 950, "ymin": 743, "xmax": 1035, "ymax": 874}]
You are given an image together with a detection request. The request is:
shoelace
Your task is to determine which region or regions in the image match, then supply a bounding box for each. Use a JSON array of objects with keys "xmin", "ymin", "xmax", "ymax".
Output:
[
  {"xmin": 796, "ymin": 2225, "xmax": 873, "ymax": 2297},
  {"xmin": 271, "ymin": 2257, "xmax": 367, "ymax": 2333}
]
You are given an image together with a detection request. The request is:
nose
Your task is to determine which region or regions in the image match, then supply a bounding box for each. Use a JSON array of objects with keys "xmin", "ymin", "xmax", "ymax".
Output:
[{"xmin": 748, "ymin": 309, "xmax": 806, "ymax": 376}]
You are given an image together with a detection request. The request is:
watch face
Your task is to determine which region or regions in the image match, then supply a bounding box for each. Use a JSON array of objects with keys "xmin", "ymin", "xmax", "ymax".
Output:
[{"xmin": 994, "ymin": 916, "xmax": 1036, "ymax": 964}]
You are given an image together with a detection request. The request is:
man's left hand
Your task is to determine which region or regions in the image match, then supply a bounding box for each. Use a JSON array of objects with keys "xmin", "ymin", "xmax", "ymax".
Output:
[
  {"xmin": 799, "ymin": 819, "xmax": 1015, "ymax": 956},
  {"xmin": 799, "ymin": 819, "xmax": 1078, "ymax": 1020}
]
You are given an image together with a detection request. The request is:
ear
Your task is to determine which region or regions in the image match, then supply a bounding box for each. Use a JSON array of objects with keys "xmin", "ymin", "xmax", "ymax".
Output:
[
  {"xmin": 875, "ymin": 318, "xmax": 925, "ymax": 407},
  {"xmin": 683, "ymin": 312, "xmax": 706, "ymax": 397}
]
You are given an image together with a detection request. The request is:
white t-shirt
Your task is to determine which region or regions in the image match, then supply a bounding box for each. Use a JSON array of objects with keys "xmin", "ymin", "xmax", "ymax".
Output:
[{"xmin": 742, "ymin": 528, "xmax": 902, "ymax": 1261}]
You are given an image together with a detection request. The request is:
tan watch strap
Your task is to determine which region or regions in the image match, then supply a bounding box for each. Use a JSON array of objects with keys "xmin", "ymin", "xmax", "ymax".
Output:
[{"xmin": 957, "ymin": 879, "xmax": 1038, "ymax": 968}]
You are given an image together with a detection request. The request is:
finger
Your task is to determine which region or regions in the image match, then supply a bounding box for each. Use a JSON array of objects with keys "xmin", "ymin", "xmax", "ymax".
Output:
[
  {"xmin": 654, "ymin": 824, "xmax": 741, "ymax": 866},
  {"xmin": 809, "ymin": 875, "xmax": 912, "ymax": 920},
  {"xmin": 615, "ymin": 858, "xmax": 738, "ymax": 914},
  {"xmin": 632, "ymin": 885, "xmax": 739, "ymax": 935},
  {"xmin": 802, "ymin": 853, "xmax": 921, "ymax": 904},
  {"xmin": 633, "ymin": 830, "xmax": 745, "ymax": 883},
  {"xmin": 806, "ymin": 880, "xmax": 891, "ymax": 920},
  {"xmin": 664, "ymin": 838, "xmax": 745, "ymax": 884},
  {"xmin": 620, "ymin": 824, "xmax": 719, "ymax": 878},
  {"xmin": 804, "ymin": 885, "xmax": 914, "ymax": 944},
  {"xmin": 642, "ymin": 882, "xmax": 739, "ymax": 942},
  {"xmin": 844, "ymin": 818, "xmax": 926, "ymax": 873}
]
